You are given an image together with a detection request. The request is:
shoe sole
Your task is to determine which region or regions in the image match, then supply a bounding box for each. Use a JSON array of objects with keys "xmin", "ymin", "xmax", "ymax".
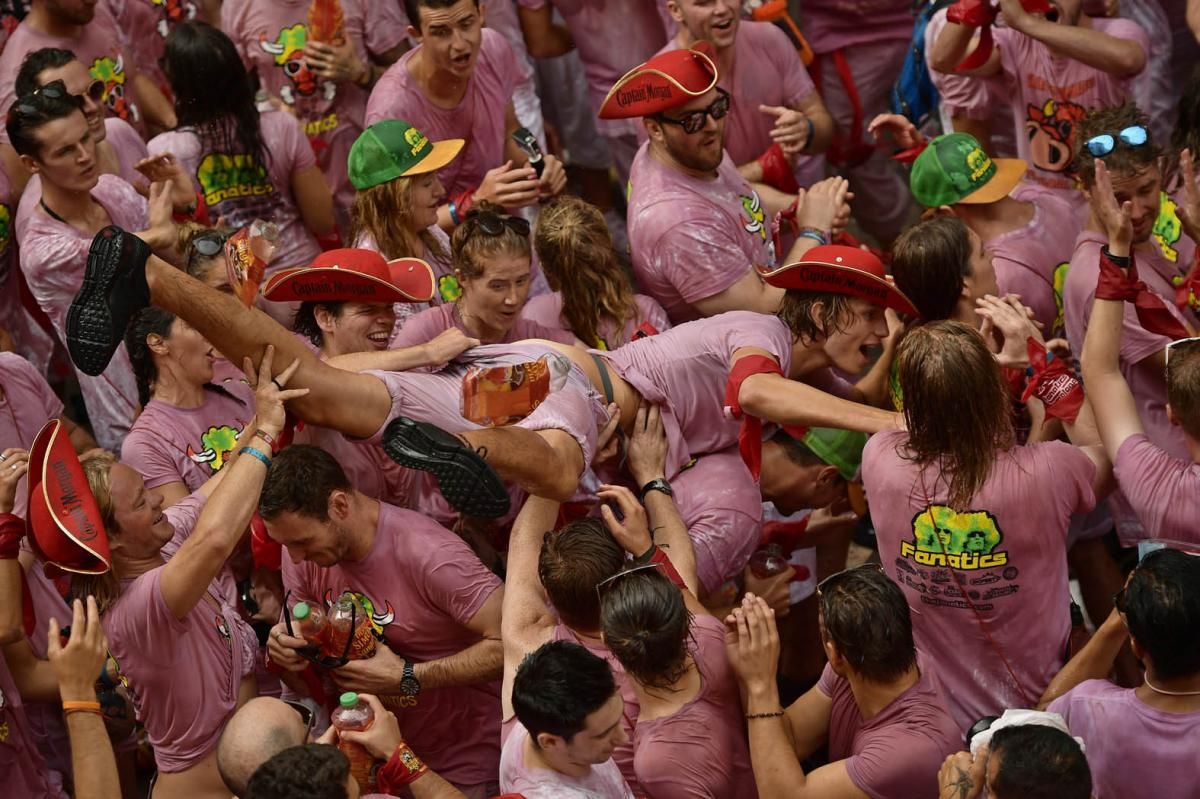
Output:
[
  {"xmin": 66, "ymin": 227, "xmax": 130, "ymax": 376},
  {"xmin": 382, "ymin": 417, "xmax": 511, "ymax": 519}
]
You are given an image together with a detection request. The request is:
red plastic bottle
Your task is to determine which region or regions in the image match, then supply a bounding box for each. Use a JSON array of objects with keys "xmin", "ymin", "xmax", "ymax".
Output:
[
  {"xmin": 331, "ymin": 692, "xmax": 375, "ymax": 792},
  {"xmin": 328, "ymin": 593, "xmax": 377, "ymax": 661}
]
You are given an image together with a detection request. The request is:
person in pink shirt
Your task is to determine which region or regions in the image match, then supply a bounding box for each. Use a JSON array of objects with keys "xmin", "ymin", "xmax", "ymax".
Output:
[
  {"xmin": 367, "ymin": 0, "xmax": 566, "ymax": 215},
  {"xmin": 862, "ymin": 320, "xmax": 1110, "ymax": 732},
  {"xmin": 660, "ymin": 2, "xmax": 833, "ymax": 192},
  {"xmin": 937, "ymin": 723, "xmax": 1093, "ymax": 799},
  {"xmin": 0, "ymin": 158, "xmax": 57, "ymax": 374},
  {"xmin": 261, "ymin": 444, "xmax": 506, "ymax": 798},
  {"xmin": 106, "ymin": 0, "xmax": 204, "ymax": 100},
  {"xmin": 1041, "ymin": 549, "xmax": 1200, "ymax": 799},
  {"xmin": 932, "ymin": 0, "xmax": 1148, "ymax": 197},
  {"xmin": 726, "ymin": 570, "xmax": 961, "ymax": 798},
  {"xmin": 525, "ymin": 193, "xmax": 671, "ymax": 350},
  {"xmin": 1079, "ymin": 156, "xmax": 1200, "ymax": 543},
  {"xmin": 221, "ymin": 0, "xmax": 410, "ymax": 218}
]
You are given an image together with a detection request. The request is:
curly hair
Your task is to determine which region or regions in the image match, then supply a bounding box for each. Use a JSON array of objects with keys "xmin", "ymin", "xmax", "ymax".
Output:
[
  {"xmin": 449, "ymin": 202, "xmax": 532, "ymax": 281},
  {"xmin": 776, "ymin": 291, "xmax": 855, "ymax": 345},
  {"xmin": 349, "ymin": 174, "xmax": 447, "ymax": 262},
  {"xmin": 1072, "ymin": 102, "xmax": 1160, "ymax": 188}
]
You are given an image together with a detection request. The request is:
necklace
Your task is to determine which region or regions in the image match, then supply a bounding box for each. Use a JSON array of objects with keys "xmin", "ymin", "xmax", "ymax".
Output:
[
  {"xmin": 1144, "ymin": 677, "xmax": 1200, "ymax": 697},
  {"xmin": 39, "ymin": 198, "xmax": 69, "ymax": 225}
]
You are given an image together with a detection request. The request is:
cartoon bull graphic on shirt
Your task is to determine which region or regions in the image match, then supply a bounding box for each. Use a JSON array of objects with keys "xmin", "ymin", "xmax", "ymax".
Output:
[
  {"xmin": 89, "ymin": 54, "xmax": 140, "ymax": 124},
  {"xmin": 151, "ymin": 0, "xmax": 198, "ymax": 38},
  {"xmin": 322, "ymin": 589, "xmax": 396, "ymax": 640},
  {"xmin": 260, "ymin": 24, "xmax": 337, "ymax": 106},
  {"xmin": 186, "ymin": 425, "xmax": 240, "ymax": 472},
  {"xmin": 1024, "ymin": 98, "xmax": 1086, "ymax": 175}
]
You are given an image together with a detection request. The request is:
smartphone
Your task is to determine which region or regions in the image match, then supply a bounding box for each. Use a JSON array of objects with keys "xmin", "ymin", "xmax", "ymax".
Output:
[{"xmin": 511, "ymin": 127, "xmax": 545, "ymax": 178}]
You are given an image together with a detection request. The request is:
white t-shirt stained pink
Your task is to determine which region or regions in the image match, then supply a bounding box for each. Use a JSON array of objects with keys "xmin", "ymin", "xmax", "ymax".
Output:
[
  {"xmin": 800, "ymin": 0, "xmax": 914, "ymax": 54},
  {"xmin": 500, "ymin": 720, "xmax": 633, "ymax": 798},
  {"xmin": 520, "ymin": 292, "xmax": 670, "ymax": 350},
  {"xmin": 1113, "ymin": 434, "xmax": 1200, "ymax": 544},
  {"xmin": 0, "ymin": 352, "xmax": 64, "ymax": 519},
  {"xmin": 0, "ymin": 650, "xmax": 63, "ymax": 798}
]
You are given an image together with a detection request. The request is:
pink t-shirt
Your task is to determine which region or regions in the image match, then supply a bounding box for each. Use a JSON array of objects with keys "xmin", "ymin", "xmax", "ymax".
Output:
[
  {"xmin": 366, "ymin": 28, "xmax": 520, "ymax": 197},
  {"xmin": 222, "ymin": 0, "xmax": 409, "ymax": 211},
  {"xmin": 0, "ymin": 3, "xmax": 146, "ymax": 139},
  {"xmin": 390, "ymin": 301, "xmax": 575, "ymax": 349},
  {"xmin": 799, "ymin": 0, "xmax": 914, "ymax": 54},
  {"xmin": 631, "ymin": 614, "xmax": 757, "ymax": 799},
  {"xmin": 994, "ymin": 18, "xmax": 1148, "ymax": 192},
  {"xmin": 121, "ymin": 382, "xmax": 255, "ymax": 492},
  {"xmin": 1113, "ymin": 434, "xmax": 1200, "ymax": 544},
  {"xmin": 107, "ymin": 0, "xmax": 197, "ymax": 94},
  {"xmin": 15, "ymin": 174, "xmax": 142, "ymax": 450},
  {"xmin": 1048, "ymin": 680, "xmax": 1200, "ymax": 799},
  {"xmin": 148, "ymin": 110, "xmax": 321, "ymax": 271},
  {"xmin": 0, "ymin": 651, "xmax": 63, "ymax": 798},
  {"xmin": 818, "ymin": 657, "xmax": 961, "ymax": 798},
  {"xmin": 862, "ymin": 430, "xmax": 1096, "ymax": 731},
  {"xmin": 282, "ymin": 502, "xmax": 504, "ymax": 787},
  {"xmin": 104, "ymin": 117, "xmax": 151, "ymax": 186},
  {"xmin": 0, "ymin": 162, "xmax": 56, "ymax": 376},
  {"xmin": 0, "ymin": 352, "xmax": 63, "ymax": 519},
  {"xmin": 600, "ymin": 311, "xmax": 793, "ymax": 478},
  {"xmin": 500, "ymin": 720, "xmax": 633, "ymax": 798},
  {"xmin": 520, "ymin": 293, "xmax": 670, "ymax": 350},
  {"xmin": 627, "ymin": 146, "xmax": 775, "ymax": 324}
]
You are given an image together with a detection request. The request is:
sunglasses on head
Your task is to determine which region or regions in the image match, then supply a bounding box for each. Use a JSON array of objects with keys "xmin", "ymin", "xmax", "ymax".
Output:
[
  {"xmin": 465, "ymin": 209, "xmax": 531, "ymax": 238},
  {"xmin": 655, "ymin": 88, "xmax": 731, "ymax": 135},
  {"xmin": 1084, "ymin": 125, "xmax": 1148, "ymax": 158},
  {"xmin": 186, "ymin": 229, "xmax": 230, "ymax": 274},
  {"xmin": 282, "ymin": 590, "xmax": 356, "ymax": 669},
  {"xmin": 282, "ymin": 698, "xmax": 317, "ymax": 735},
  {"xmin": 595, "ymin": 562, "xmax": 664, "ymax": 604},
  {"xmin": 12, "ymin": 79, "xmax": 86, "ymax": 118},
  {"xmin": 816, "ymin": 562, "xmax": 886, "ymax": 601}
]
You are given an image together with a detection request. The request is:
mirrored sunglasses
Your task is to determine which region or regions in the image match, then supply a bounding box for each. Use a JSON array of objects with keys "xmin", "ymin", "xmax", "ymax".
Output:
[{"xmin": 1085, "ymin": 125, "xmax": 1149, "ymax": 158}]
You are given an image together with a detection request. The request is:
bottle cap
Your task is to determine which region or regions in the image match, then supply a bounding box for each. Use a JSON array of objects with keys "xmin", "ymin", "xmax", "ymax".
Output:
[
  {"xmin": 339, "ymin": 692, "xmax": 359, "ymax": 708},
  {"xmin": 293, "ymin": 602, "xmax": 312, "ymax": 621}
]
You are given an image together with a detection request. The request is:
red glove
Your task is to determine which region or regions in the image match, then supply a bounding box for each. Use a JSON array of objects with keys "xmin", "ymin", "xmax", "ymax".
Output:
[
  {"xmin": 1021, "ymin": 339, "xmax": 1085, "ymax": 425},
  {"xmin": 756, "ymin": 142, "xmax": 800, "ymax": 195},
  {"xmin": 1096, "ymin": 248, "xmax": 1192, "ymax": 339}
]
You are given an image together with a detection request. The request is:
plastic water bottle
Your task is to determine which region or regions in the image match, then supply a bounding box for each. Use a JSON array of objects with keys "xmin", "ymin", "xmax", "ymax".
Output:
[
  {"xmin": 331, "ymin": 692, "xmax": 376, "ymax": 791},
  {"xmin": 749, "ymin": 543, "xmax": 790, "ymax": 578},
  {"xmin": 292, "ymin": 602, "xmax": 331, "ymax": 651},
  {"xmin": 328, "ymin": 593, "xmax": 377, "ymax": 660}
]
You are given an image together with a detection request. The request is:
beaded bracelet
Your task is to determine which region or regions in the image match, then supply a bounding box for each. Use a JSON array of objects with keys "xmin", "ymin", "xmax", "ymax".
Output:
[{"xmin": 746, "ymin": 710, "xmax": 785, "ymax": 720}]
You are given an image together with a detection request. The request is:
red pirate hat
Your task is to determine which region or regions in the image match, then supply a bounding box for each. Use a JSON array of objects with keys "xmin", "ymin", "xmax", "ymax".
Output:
[
  {"xmin": 261, "ymin": 248, "xmax": 435, "ymax": 304},
  {"xmin": 598, "ymin": 42, "xmax": 719, "ymax": 120},
  {"xmin": 760, "ymin": 245, "xmax": 918, "ymax": 316},
  {"xmin": 26, "ymin": 419, "xmax": 111, "ymax": 575}
]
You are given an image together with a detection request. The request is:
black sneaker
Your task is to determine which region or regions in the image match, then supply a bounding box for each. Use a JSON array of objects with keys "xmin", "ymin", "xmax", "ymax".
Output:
[
  {"xmin": 382, "ymin": 417, "xmax": 511, "ymax": 519},
  {"xmin": 66, "ymin": 226, "xmax": 152, "ymax": 376}
]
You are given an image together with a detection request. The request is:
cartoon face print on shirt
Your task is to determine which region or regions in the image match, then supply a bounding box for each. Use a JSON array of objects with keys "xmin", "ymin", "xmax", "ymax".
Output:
[
  {"xmin": 894, "ymin": 505, "xmax": 1018, "ymax": 610},
  {"xmin": 186, "ymin": 424, "xmax": 242, "ymax": 472},
  {"xmin": 151, "ymin": 0, "xmax": 198, "ymax": 38},
  {"xmin": 260, "ymin": 23, "xmax": 338, "ymax": 107},
  {"xmin": 1153, "ymin": 192, "xmax": 1183, "ymax": 264},
  {"xmin": 740, "ymin": 190, "xmax": 776, "ymax": 266},
  {"xmin": 89, "ymin": 53, "xmax": 140, "ymax": 125},
  {"xmin": 1024, "ymin": 98, "xmax": 1086, "ymax": 176}
]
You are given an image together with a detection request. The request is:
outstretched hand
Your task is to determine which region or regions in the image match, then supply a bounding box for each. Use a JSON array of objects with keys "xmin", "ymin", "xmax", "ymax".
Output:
[
  {"xmin": 47, "ymin": 596, "xmax": 108, "ymax": 701},
  {"xmin": 938, "ymin": 750, "xmax": 986, "ymax": 799},
  {"xmin": 976, "ymin": 294, "xmax": 1065, "ymax": 368},
  {"xmin": 244, "ymin": 345, "xmax": 310, "ymax": 437},
  {"xmin": 867, "ymin": 113, "xmax": 926, "ymax": 151}
]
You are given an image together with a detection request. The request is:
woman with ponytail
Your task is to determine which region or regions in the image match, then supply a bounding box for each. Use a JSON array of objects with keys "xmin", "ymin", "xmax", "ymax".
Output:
[
  {"xmin": 524, "ymin": 196, "xmax": 670, "ymax": 350},
  {"xmin": 119, "ymin": 305, "xmax": 254, "ymax": 507}
]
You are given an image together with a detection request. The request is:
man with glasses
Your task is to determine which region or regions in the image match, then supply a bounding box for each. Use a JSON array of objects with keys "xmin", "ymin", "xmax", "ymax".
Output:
[
  {"xmin": 725, "ymin": 566, "xmax": 960, "ymax": 798},
  {"xmin": 605, "ymin": 43, "xmax": 851, "ymax": 324}
]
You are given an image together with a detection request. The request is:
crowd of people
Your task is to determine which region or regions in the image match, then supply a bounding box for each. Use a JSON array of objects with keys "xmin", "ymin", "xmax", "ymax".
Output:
[{"xmin": 1, "ymin": 0, "xmax": 1199, "ymax": 797}]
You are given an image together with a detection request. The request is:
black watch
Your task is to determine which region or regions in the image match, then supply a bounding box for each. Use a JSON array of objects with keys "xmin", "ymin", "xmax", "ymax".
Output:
[
  {"xmin": 639, "ymin": 477, "xmax": 673, "ymax": 501},
  {"xmin": 399, "ymin": 659, "xmax": 421, "ymax": 698}
]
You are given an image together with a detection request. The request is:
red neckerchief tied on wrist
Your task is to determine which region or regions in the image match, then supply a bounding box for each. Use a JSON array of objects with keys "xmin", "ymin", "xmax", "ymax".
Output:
[
  {"xmin": 375, "ymin": 742, "xmax": 429, "ymax": 793},
  {"xmin": 1096, "ymin": 246, "xmax": 1193, "ymax": 339},
  {"xmin": 1, "ymin": 513, "xmax": 37, "ymax": 637},
  {"xmin": 1173, "ymin": 248, "xmax": 1200, "ymax": 314},
  {"xmin": 947, "ymin": 0, "xmax": 1051, "ymax": 71},
  {"xmin": 724, "ymin": 356, "xmax": 808, "ymax": 480},
  {"xmin": 1021, "ymin": 338, "xmax": 1085, "ymax": 425},
  {"xmin": 757, "ymin": 142, "xmax": 801, "ymax": 194}
]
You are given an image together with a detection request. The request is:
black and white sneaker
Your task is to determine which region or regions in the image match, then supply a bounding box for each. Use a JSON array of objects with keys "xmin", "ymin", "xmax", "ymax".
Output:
[
  {"xmin": 66, "ymin": 226, "xmax": 152, "ymax": 376},
  {"xmin": 382, "ymin": 416, "xmax": 510, "ymax": 518}
]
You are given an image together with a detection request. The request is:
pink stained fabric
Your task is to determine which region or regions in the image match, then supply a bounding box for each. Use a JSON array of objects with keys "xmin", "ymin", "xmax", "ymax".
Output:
[
  {"xmin": 103, "ymin": 117, "xmax": 151, "ymax": 187},
  {"xmin": 499, "ymin": 720, "xmax": 634, "ymax": 799},
  {"xmin": 1113, "ymin": 434, "xmax": 1200, "ymax": 544},
  {"xmin": 993, "ymin": 18, "xmax": 1148, "ymax": 193},
  {"xmin": 520, "ymin": 293, "xmax": 671, "ymax": 351},
  {"xmin": 1048, "ymin": 679, "xmax": 1200, "ymax": 799},
  {"xmin": 221, "ymin": 0, "xmax": 410, "ymax": 212},
  {"xmin": 0, "ymin": 651, "xmax": 64, "ymax": 799},
  {"xmin": 799, "ymin": 0, "xmax": 915, "ymax": 54},
  {"xmin": 293, "ymin": 422, "xmax": 417, "ymax": 507},
  {"xmin": 0, "ymin": 3, "xmax": 146, "ymax": 140},
  {"xmin": 631, "ymin": 614, "xmax": 757, "ymax": 799},
  {"xmin": 120, "ymin": 383, "xmax": 255, "ymax": 493},
  {"xmin": 366, "ymin": 28, "xmax": 521, "ymax": 197},
  {"xmin": 672, "ymin": 448, "xmax": 764, "ymax": 596},
  {"xmin": 282, "ymin": 501, "xmax": 504, "ymax": 787},
  {"xmin": 0, "ymin": 352, "xmax": 63, "ymax": 519},
  {"xmin": 861, "ymin": 430, "xmax": 1097, "ymax": 731},
  {"xmin": 106, "ymin": 0, "xmax": 193, "ymax": 94},
  {"xmin": 15, "ymin": 174, "xmax": 142, "ymax": 451},
  {"xmin": 148, "ymin": 110, "xmax": 322, "ymax": 272},
  {"xmin": 390, "ymin": 301, "xmax": 576, "ymax": 350},
  {"xmin": 0, "ymin": 165, "xmax": 56, "ymax": 376},
  {"xmin": 599, "ymin": 311, "xmax": 794, "ymax": 479},
  {"xmin": 626, "ymin": 146, "xmax": 775, "ymax": 324},
  {"xmin": 657, "ymin": 21, "xmax": 822, "ymax": 187},
  {"xmin": 817, "ymin": 657, "xmax": 961, "ymax": 798},
  {"xmin": 21, "ymin": 559, "xmax": 74, "ymax": 792}
]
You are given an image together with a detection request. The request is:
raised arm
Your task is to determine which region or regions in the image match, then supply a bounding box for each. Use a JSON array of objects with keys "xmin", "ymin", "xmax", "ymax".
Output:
[
  {"xmin": 0, "ymin": 449, "xmax": 30, "ymax": 644},
  {"xmin": 1000, "ymin": 0, "xmax": 1144, "ymax": 75},
  {"xmin": 1037, "ymin": 607, "xmax": 1128, "ymax": 708},
  {"xmin": 930, "ymin": 13, "xmax": 1002, "ymax": 77},
  {"xmin": 325, "ymin": 328, "xmax": 480, "ymax": 373},
  {"xmin": 517, "ymin": 2, "xmax": 574, "ymax": 58}
]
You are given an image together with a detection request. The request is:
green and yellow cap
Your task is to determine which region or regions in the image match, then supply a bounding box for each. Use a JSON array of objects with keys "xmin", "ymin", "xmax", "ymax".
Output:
[
  {"xmin": 909, "ymin": 132, "xmax": 1026, "ymax": 207},
  {"xmin": 347, "ymin": 120, "xmax": 463, "ymax": 191}
]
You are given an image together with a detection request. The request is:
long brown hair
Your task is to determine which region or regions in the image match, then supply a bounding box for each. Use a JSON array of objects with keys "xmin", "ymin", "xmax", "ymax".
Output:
[
  {"xmin": 534, "ymin": 196, "xmax": 637, "ymax": 348},
  {"xmin": 349, "ymin": 175, "xmax": 447, "ymax": 262},
  {"xmin": 70, "ymin": 451, "xmax": 123, "ymax": 613},
  {"xmin": 897, "ymin": 321, "xmax": 1015, "ymax": 507}
]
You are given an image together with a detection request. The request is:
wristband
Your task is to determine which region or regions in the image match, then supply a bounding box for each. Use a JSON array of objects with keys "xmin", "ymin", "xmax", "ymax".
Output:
[
  {"xmin": 63, "ymin": 700, "xmax": 102, "ymax": 712},
  {"xmin": 239, "ymin": 446, "xmax": 272, "ymax": 468},
  {"xmin": 647, "ymin": 546, "xmax": 688, "ymax": 591},
  {"xmin": 253, "ymin": 429, "xmax": 276, "ymax": 448},
  {"xmin": 451, "ymin": 189, "xmax": 475, "ymax": 222},
  {"xmin": 746, "ymin": 710, "xmax": 785, "ymax": 719},
  {"xmin": 0, "ymin": 513, "xmax": 24, "ymax": 560},
  {"xmin": 797, "ymin": 227, "xmax": 831, "ymax": 246},
  {"xmin": 1020, "ymin": 338, "xmax": 1085, "ymax": 425},
  {"xmin": 375, "ymin": 742, "xmax": 429, "ymax": 793},
  {"xmin": 448, "ymin": 200, "xmax": 461, "ymax": 226},
  {"xmin": 800, "ymin": 117, "xmax": 815, "ymax": 153},
  {"xmin": 1096, "ymin": 247, "xmax": 1191, "ymax": 339}
]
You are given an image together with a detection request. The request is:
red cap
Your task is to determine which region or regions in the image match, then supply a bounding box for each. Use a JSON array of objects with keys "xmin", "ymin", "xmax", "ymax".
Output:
[
  {"xmin": 262, "ymin": 248, "xmax": 435, "ymax": 304},
  {"xmin": 760, "ymin": 245, "xmax": 918, "ymax": 316},
  {"xmin": 598, "ymin": 42, "xmax": 719, "ymax": 120},
  {"xmin": 26, "ymin": 420, "xmax": 111, "ymax": 575}
]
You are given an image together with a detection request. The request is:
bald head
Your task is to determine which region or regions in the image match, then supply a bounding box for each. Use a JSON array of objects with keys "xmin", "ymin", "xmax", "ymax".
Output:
[{"xmin": 217, "ymin": 697, "xmax": 309, "ymax": 796}]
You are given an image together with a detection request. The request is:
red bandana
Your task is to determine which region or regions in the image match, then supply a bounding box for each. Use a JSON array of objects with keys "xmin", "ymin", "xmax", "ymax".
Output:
[{"xmin": 1095, "ymin": 248, "xmax": 1192, "ymax": 339}]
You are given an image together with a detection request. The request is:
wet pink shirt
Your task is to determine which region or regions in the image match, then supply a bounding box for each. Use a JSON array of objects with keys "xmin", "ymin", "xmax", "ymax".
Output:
[
  {"xmin": 282, "ymin": 502, "xmax": 504, "ymax": 787},
  {"xmin": 0, "ymin": 164, "xmax": 56, "ymax": 376},
  {"xmin": 104, "ymin": 117, "xmax": 150, "ymax": 186},
  {"xmin": 994, "ymin": 18, "xmax": 1148, "ymax": 192},
  {"xmin": 818, "ymin": 656, "xmax": 961, "ymax": 798},
  {"xmin": 800, "ymin": 0, "xmax": 914, "ymax": 54},
  {"xmin": 21, "ymin": 557, "xmax": 74, "ymax": 792},
  {"xmin": 520, "ymin": 293, "xmax": 670, "ymax": 350},
  {"xmin": 107, "ymin": 0, "xmax": 196, "ymax": 95},
  {"xmin": 862, "ymin": 430, "xmax": 1096, "ymax": 731},
  {"xmin": 222, "ymin": 0, "xmax": 409, "ymax": 212},
  {"xmin": 0, "ymin": 650, "xmax": 63, "ymax": 798},
  {"xmin": 632, "ymin": 614, "xmax": 757, "ymax": 799},
  {"xmin": 500, "ymin": 720, "xmax": 634, "ymax": 798},
  {"xmin": 1113, "ymin": 435, "xmax": 1200, "ymax": 544},
  {"xmin": 0, "ymin": 352, "xmax": 63, "ymax": 519},
  {"xmin": 1048, "ymin": 679, "xmax": 1200, "ymax": 799},
  {"xmin": 366, "ymin": 28, "xmax": 520, "ymax": 197},
  {"xmin": 390, "ymin": 301, "xmax": 575, "ymax": 349},
  {"xmin": 627, "ymin": 146, "xmax": 775, "ymax": 324},
  {"xmin": 148, "ymin": 110, "xmax": 322, "ymax": 271}
]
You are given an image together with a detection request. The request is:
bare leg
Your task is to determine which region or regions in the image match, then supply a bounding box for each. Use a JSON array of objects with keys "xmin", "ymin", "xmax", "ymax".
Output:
[{"xmin": 459, "ymin": 427, "xmax": 584, "ymax": 501}]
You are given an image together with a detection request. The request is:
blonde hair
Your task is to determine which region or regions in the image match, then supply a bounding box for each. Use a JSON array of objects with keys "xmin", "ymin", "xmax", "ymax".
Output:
[
  {"xmin": 534, "ymin": 196, "xmax": 636, "ymax": 348},
  {"xmin": 350, "ymin": 175, "xmax": 447, "ymax": 261},
  {"xmin": 69, "ymin": 451, "xmax": 123, "ymax": 613}
]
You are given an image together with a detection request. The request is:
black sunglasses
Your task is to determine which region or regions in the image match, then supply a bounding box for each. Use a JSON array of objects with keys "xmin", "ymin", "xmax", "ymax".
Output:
[
  {"xmin": 655, "ymin": 88, "xmax": 731, "ymax": 135},
  {"xmin": 186, "ymin": 230, "xmax": 229, "ymax": 273},
  {"xmin": 12, "ymin": 79, "xmax": 85, "ymax": 118},
  {"xmin": 282, "ymin": 590, "xmax": 356, "ymax": 669},
  {"xmin": 465, "ymin": 209, "xmax": 531, "ymax": 238},
  {"xmin": 282, "ymin": 698, "xmax": 317, "ymax": 735}
]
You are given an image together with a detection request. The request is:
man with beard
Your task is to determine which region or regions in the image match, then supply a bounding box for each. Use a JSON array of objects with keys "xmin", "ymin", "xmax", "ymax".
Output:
[{"xmin": 607, "ymin": 43, "xmax": 851, "ymax": 324}]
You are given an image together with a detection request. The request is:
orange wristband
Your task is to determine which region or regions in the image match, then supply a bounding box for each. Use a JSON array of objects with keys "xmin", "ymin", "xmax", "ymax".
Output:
[{"xmin": 62, "ymin": 700, "xmax": 102, "ymax": 712}]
